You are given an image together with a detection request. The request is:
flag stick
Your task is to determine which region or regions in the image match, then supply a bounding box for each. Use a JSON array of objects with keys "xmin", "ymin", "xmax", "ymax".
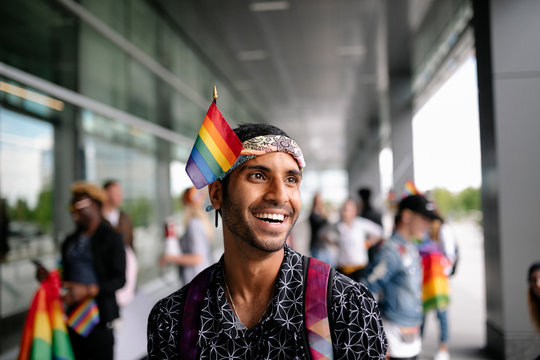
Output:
[{"xmin": 213, "ymin": 86, "xmax": 218, "ymax": 104}]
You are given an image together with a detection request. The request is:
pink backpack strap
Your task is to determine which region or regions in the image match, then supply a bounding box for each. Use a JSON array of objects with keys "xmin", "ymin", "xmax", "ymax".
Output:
[
  {"xmin": 179, "ymin": 265, "xmax": 214, "ymax": 360},
  {"xmin": 304, "ymin": 256, "xmax": 334, "ymax": 359}
]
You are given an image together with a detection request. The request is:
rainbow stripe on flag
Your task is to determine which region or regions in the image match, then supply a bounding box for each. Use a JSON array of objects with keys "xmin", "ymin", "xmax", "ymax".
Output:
[
  {"xmin": 66, "ymin": 298, "xmax": 100, "ymax": 337},
  {"xmin": 421, "ymin": 252, "xmax": 450, "ymax": 311},
  {"xmin": 402, "ymin": 180, "xmax": 420, "ymax": 197},
  {"xmin": 18, "ymin": 271, "xmax": 74, "ymax": 360},
  {"xmin": 185, "ymin": 102, "xmax": 244, "ymax": 189}
]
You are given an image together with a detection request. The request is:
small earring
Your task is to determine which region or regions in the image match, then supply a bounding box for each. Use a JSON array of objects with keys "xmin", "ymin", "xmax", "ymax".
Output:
[{"xmin": 215, "ymin": 210, "xmax": 219, "ymax": 228}]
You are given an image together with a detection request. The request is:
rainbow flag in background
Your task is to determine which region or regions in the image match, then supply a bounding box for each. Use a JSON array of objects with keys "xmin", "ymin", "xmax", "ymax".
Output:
[
  {"xmin": 402, "ymin": 180, "xmax": 420, "ymax": 197},
  {"xmin": 66, "ymin": 298, "xmax": 100, "ymax": 337},
  {"xmin": 18, "ymin": 270, "xmax": 74, "ymax": 360},
  {"xmin": 421, "ymin": 252, "xmax": 450, "ymax": 311},
  {"xmin": 185, "ymin": 102, "xmax": 244, "ymax": 189}
]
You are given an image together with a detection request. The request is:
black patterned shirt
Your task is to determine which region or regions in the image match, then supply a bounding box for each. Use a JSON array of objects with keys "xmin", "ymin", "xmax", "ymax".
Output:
[{"xmin": 147, "ymin": 245, "xmax": 387, "ymax": 359}]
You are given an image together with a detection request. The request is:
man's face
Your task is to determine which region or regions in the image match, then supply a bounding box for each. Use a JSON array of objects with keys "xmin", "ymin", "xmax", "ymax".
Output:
[
  {"xmin": 408, "ymin": 211, "xmax": 432, "ymax": 240},
  {"xmin": 106, "ymin": 183, "xmax": 123, "ymax": 208},
  {"xmin": 340, "ymin": 199, "xmax": 357, "ymax": 224},
  {"xmin": 216, "ymin": 152, "xmax": 302, "ymax": 253},
  {"xmin": 530, "ymin": 269, "xmax": 540, "ymax": 299},
  {"xmin": 70, "ymin": 195, "xmax": 97, "ymax": 229}
]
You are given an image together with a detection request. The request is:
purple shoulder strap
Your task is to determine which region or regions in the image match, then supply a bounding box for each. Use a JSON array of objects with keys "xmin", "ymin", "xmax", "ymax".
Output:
[
  {"xmin": 305, "ymin": 257, "xmax": 334, "ymax": 360},
  {"xmin": 179, "ymin": 265, "xmax": 213, "ymax": 360}
]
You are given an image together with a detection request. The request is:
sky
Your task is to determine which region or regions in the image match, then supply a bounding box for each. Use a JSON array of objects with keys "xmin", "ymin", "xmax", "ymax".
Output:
[{"xmin": 412, "ymin": 56, "xmax": 482, "ymax": 193}]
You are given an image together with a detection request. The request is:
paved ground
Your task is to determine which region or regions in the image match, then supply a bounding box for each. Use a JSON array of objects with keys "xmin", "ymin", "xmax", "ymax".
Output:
[{"xmin": 0, "ymin": 218, "xmax": 492, "ymax": 360}]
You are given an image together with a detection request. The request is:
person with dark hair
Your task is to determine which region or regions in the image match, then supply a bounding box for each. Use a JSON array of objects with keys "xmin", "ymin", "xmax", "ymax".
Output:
[
  {"xmin": 102, "ymin": 180, "xmax": 137, "ymax": 307},
  {"xmin": 358, "ymin": 187, "xmax": 382, "ymax": 226},
  {"xmin": 528, "ymin": 262, "xmax": 540, "ymax": 332},
  {"xmin": 148, "ymin": 122, "xmax": 387, "ymax": 358},
  {"xmin": 359, "ymin": 194, "xmax": 440, "ymax": 360},
  {"xmin": 529, "ymin": 262, "xmax": 540, "ymax": 360},
  {"xmin": 103, "ymin": 180, "xmax": 134, "ymax": 250},
  {"xmin": 37, "ymin": 182, "xmax": 126, "ymax": 359}
]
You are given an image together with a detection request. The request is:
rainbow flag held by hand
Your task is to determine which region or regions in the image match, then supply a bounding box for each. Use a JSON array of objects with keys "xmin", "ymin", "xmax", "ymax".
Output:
[
  {"xmin": 66, "ymin": 298, "xmax": 100, "ymax": 337},
  {"xmin": 185, "ymin": 102, "xmax": 244, "ymax": 189},
  {"xmin": 18, "ymin": 270, "xmax": 74, "ymax": 360}
]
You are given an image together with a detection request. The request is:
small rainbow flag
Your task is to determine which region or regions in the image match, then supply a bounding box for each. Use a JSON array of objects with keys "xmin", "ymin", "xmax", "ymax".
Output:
[
  {"xmin": 185, "ymin": 102, "xmax": 244, "ymax": 189},
  {"xmin": 18, "ymin": 270, "xmax": 74, "ymax": 360},
  {"xmin": 402, "ymin": 180, "xmax": 420, "ymax": 197},
  {"xmin": 66, "ymin": 298, "xmax": 100, "ymax": 337}
]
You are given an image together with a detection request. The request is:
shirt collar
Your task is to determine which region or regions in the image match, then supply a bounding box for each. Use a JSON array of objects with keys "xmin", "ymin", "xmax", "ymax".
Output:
[{"xmin": 198, "ymin": 245, "xmax": 305, "ymax": 345}]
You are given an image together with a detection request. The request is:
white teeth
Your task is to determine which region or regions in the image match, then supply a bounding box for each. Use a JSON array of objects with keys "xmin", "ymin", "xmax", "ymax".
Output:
[{"xmin": 255, "ymin": 213, "xmax": 285, "ymax": 222}]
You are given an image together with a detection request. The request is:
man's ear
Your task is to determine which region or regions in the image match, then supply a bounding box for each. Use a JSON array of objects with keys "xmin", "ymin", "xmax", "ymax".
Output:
[{"xmin": 208, "ymin": 181, "xmax": 223, "ymax": 210}]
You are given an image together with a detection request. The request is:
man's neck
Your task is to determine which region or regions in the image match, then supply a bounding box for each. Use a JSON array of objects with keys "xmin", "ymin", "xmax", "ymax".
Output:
[{"xmin": 222, "ymin": 243, "xmax": 284, "ymax": 329}]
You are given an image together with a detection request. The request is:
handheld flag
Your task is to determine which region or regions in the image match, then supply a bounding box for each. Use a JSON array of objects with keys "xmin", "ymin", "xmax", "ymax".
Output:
[
  {"xmin": 66, "ymin": 298, "xmax": 100, "ymax": 337},
  {"xmin": 18, "ymin": 270, "xmax": 74, "ymax": 360},
  {"xmin": 185, "ymin": 101, "xmax": 244, "ymax": 189}
]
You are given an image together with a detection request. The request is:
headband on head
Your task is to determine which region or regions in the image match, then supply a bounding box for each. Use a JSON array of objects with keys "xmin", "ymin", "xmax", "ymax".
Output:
[{"xmin": 216, "ymin": 134, "xmax": 305, "ymax": 182}]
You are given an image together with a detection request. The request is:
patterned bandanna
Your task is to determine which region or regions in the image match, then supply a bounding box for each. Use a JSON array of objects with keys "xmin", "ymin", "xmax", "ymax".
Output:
[{"xmin": 217, "ymin": 134, "xmax": 305, "ymax": 182}]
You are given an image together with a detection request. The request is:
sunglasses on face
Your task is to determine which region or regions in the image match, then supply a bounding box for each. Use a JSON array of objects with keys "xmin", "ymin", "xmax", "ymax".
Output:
[{"xmin": 69, "ymin": 198, "xmax": 92, "ymax": 213}]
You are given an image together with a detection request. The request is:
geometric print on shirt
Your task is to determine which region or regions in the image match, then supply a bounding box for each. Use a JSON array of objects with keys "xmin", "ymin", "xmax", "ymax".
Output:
[{"xmin": 147, "ymin": 244, "xmax": 387, "ymax": 359}]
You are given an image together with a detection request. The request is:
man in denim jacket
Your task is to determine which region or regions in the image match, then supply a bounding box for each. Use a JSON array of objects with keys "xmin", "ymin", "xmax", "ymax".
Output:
[{"xmin": 359, "ymin": 194, "xmax": 440, "ymax": 360}]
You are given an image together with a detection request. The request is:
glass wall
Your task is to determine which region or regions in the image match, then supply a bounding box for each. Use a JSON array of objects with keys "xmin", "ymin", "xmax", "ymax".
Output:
[
  {"xmin": 0, "ymin": 0, "xmax": 258, "ymax": 354},
  {"xmin": 0, "ymin": 105, "xmax": 57, "ymax": 350}
]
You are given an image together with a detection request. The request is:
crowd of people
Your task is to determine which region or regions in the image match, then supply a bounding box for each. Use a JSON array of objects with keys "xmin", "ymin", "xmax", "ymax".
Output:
[
  {"xmin": 308, "ymin": 190, "xmax": 459, "ymax": 360},
  {"xmin": 20, "ymin": 116, "xmax": 535, "ymax": 360}
]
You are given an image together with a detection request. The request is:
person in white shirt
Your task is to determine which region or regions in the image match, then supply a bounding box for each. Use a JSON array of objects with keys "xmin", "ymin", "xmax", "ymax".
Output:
[{"xmin": 335, "ymin": 198, "xmax": 383, "ymax": 276}]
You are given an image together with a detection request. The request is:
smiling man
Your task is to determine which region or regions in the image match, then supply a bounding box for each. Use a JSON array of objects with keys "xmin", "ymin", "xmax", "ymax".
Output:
[{"xmin": 147, "ymin": 123, "xmax": 387, "ymax": 359}]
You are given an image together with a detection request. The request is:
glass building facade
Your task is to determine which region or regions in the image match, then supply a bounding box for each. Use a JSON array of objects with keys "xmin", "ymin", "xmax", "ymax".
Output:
[{"xmin": 0, "ymin": 0, "xmax": 258, "ymax": 352}]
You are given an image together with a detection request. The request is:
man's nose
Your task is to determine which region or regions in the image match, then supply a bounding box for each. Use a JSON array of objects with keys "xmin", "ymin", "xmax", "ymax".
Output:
[{"xmin": 264, "ymin": 178, "xmax": 288, "ymax": 204}]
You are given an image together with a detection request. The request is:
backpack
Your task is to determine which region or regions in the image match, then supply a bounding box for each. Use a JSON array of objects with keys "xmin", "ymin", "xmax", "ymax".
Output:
[{"xmin": 179, "ymin": 256, "xmax": 335, "ymax": 360}]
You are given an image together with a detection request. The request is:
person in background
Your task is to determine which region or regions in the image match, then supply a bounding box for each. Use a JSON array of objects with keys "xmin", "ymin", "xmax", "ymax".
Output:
[
  {"xmin": 57, "ymin": 182, "xmax": 125, "ymax": 359},
  {"xmin": 308, "ymin": 192, "xmax": 334, "ymax": 266},
  {"xmin": 528, "ymin": 262, "xmax": 540, "ymax": 331},
  {"xmin": 103, "ymin": 180, "xmax": 137, "ymax": 307},
  {"xmin": 102, "ymin": 180, "xmax": 134, "ymax": 249},
  {"xmin": 335, "ymin": 198, "xmax": 382, "ymax": 277},
  {"xmin": 359, "ymin": 194, "xmax": 440, "ymax": 360},
  {"xmin": 419, "ymin": 218, "xmax": 452, "ymax": 360},
  {"xmin": 159, "ymin": 186, "xmax": 213, "ymax": 284},
  {"xmin": 0, "ymin": 198, "xmax": 10, "ymax": 261},
  {"xmin": 358, "ymin": 187, "xmax": 382, "ymax": 226},
  {"xmin": 528, "ymin": 262, "xmax": 540, "ymax": 360}
]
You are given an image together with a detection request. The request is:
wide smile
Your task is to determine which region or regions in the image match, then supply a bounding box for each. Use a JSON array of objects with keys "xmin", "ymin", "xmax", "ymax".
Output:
[{"xmin": 253, "ymin": 211, "xmax": 288, "ymax": 225}]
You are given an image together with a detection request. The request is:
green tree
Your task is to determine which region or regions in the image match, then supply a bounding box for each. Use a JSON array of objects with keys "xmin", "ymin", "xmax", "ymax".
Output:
[
  {"xmin": 34, "ymin": 187, "xmax": 53, "ymax": 234},
  {"xmin": 11, "ymin": 198, "xmax": 33, "ymax": 221}
]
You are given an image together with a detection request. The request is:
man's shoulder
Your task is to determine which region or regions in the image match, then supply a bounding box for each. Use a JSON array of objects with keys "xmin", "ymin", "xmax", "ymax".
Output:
[
  {"xmin": 331, "ymin": 271, "xmax": 377, "ymax": 304},
  {"xmin": 150, "ymin": 264, "xmax": 218, "ymax": 319},
  {"xmin": 149, "ymin": 283, "xmax": 190, "ymax": 321}
]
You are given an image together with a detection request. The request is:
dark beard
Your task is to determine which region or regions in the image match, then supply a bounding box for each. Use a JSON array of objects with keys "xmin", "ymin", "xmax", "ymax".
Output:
[{"xmin": 221, "ymin": 192, "xmax": 296, "ymax": 253}]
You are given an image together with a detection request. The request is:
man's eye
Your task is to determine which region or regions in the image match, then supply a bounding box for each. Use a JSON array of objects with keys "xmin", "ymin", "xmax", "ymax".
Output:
[
  {"xmin": 286, "ymin": 176, "xmax": 300, "ymax": 185},
  {"xmin": 249, "ymin": 173, "xmax": 265, "ymax": 180}
]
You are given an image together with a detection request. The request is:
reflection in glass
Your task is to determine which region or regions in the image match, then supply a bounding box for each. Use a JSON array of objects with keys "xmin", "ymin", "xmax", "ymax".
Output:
[{"xmin": 0, "ymin": 106, "xmax": 55, "ymax": 318}]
